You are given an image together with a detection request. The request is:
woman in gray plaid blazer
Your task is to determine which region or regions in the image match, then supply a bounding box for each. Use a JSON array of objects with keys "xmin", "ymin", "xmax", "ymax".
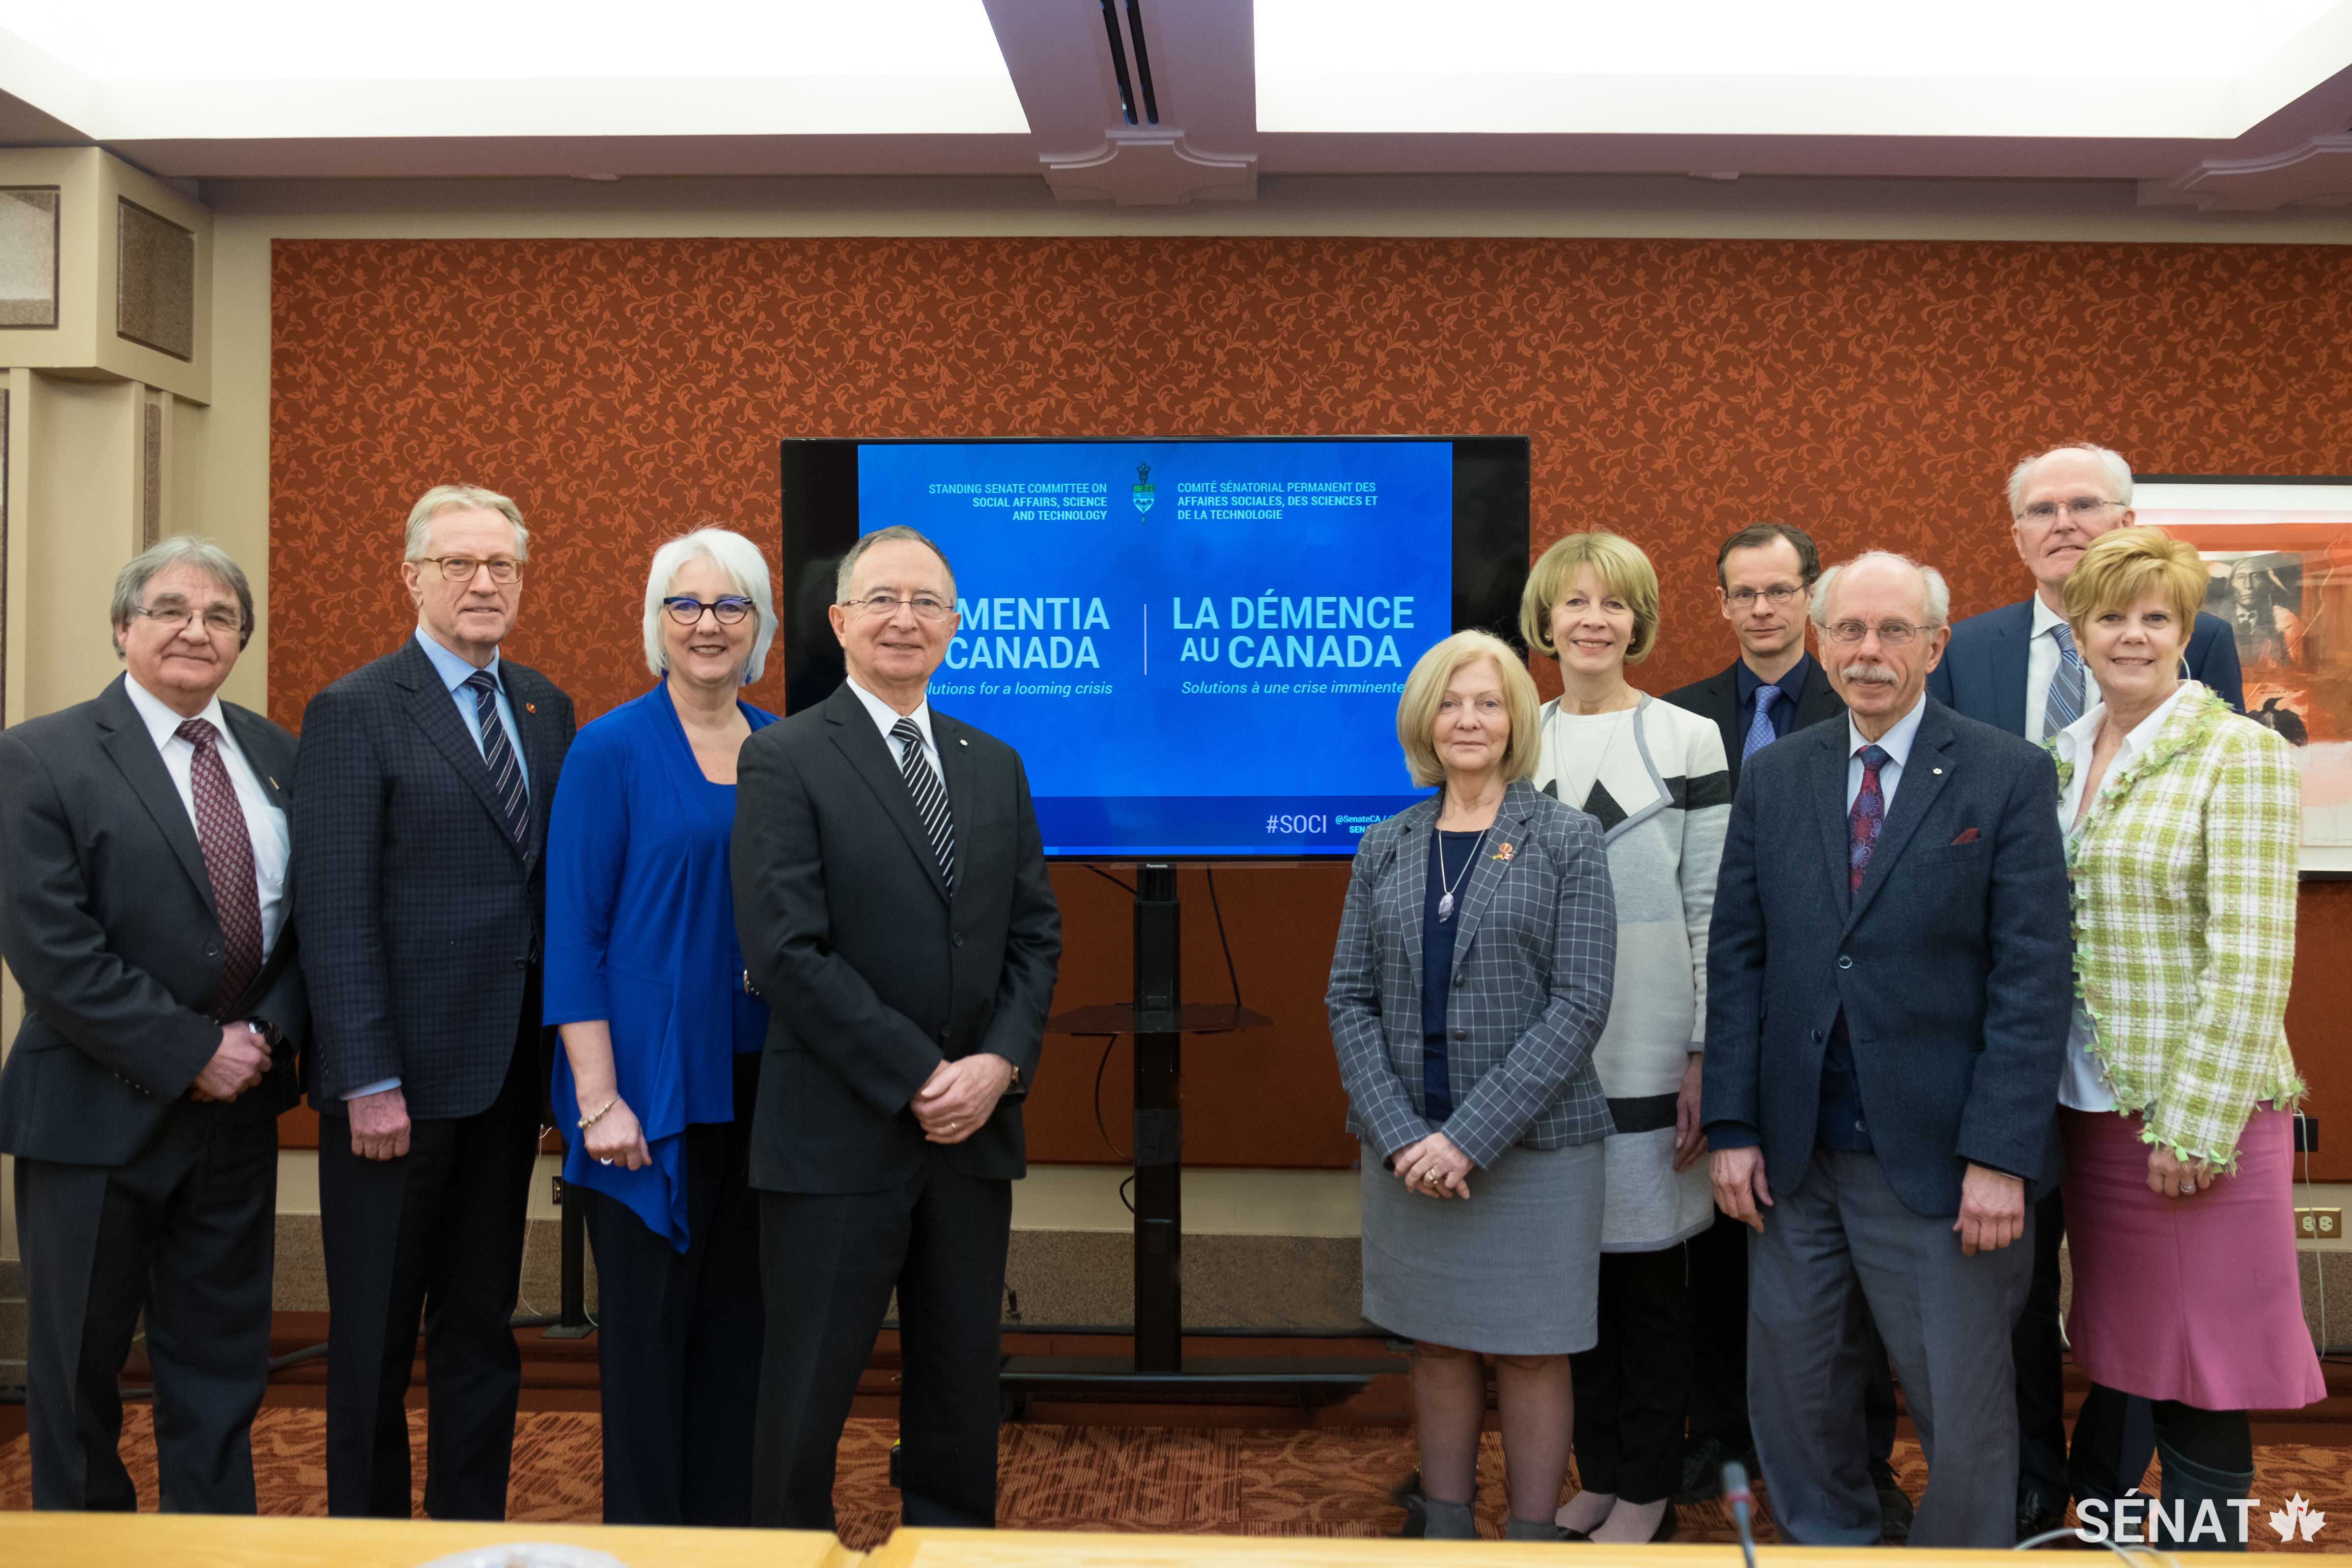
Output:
[{"xmin": 1328, "ymin": 629, "xmax": 1618, "ymax": 1542}]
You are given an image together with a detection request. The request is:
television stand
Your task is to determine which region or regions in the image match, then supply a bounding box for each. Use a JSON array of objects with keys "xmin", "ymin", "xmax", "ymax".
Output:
[{"xmin": 1000, "ymin": 864, "xmax": 1402, "ymax": 1406}]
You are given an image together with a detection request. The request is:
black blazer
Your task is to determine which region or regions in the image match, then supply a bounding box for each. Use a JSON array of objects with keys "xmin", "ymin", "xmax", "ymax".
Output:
[
  {"xmin": 0, "ymin": 675, "xmax": 306, "ymax": 1166},
  {"xmin": 1702, "ymin": 698, "xmax": 2071, "ymax": 1218},
  {"xmin": 292, "ymin": 636, "xmax": 575, "ymax": 1120},
  {"xmin": 1662, "ymin": 653, "xmax": 1846, "ymax": 794},
  {"xmin": 732, "ymin": 681, "xmax": 1062, "ymax": 1195},
  {"xmin": 1929, "ymin": 598, "xmax": 2245, "ymax": 734}
]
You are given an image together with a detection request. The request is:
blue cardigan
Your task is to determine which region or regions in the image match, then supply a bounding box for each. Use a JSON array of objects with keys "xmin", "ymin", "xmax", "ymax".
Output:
[{"xmin": 545, "ymin": 684, "xmax": 778, "ymax": 1249}]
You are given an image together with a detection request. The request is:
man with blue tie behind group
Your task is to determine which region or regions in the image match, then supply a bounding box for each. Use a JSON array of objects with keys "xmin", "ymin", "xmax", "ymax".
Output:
[
  {"xmin": 295, "ymin": 484, "xmax": 575, "ymax": 1519},
  {"xmin": 1927, "ymin": 442, "xmax": 2245, "ymax": 1540}
]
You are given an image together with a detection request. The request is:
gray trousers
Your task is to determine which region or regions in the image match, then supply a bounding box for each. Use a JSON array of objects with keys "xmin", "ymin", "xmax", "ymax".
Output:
[{"xmin": 1748, "ymin": 1149, "xmax": 2033, "ymax": 1548}]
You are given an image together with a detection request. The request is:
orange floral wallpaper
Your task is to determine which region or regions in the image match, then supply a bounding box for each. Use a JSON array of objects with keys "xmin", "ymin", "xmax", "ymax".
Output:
[{"xmin": 271, "ymin": 235, "xmax": 2352, "ymax": 1171}]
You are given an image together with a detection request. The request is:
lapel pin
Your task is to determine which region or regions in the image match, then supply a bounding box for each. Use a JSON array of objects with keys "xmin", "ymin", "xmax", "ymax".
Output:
[
  {"xmin": 526, "ymin": 702, "xmax": 537, "ymax": 714},
  {"xmin": 959, "ymin": 737, "xmax": 968, "ymax": 746},
  {"xmin": 268, "ymin": 777, "xmax": 280, "ymax": 790},
  {"xmin": 1932, "ymin": 767, "xmax": 1943, "ymax": 775}
]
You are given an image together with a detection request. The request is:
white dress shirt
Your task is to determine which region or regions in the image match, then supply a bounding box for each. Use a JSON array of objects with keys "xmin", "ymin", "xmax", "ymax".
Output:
[
  {"xmin": 2023, "ymin": 594, "xmax": 2069, "ymax": 741},
  {"xmin": 123, "ymin": 674, "xmax": 289, "ymax": 958},
  {"xmin": 2050, "ymin": 680, "xmax": 2194, "ymax": 1113},
  {"xmin": 845, "ymin": 675, "xmax": 950, "ymax": 804},
  {"xmin": 1844, "ymin": 694, "xmax": 1929, "ymax": 813}
]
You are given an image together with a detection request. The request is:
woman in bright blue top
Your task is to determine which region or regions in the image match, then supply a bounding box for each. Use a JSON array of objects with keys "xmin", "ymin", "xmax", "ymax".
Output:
[{"xmin": 544, "ymin": 527, "xmax": 780, "ymax": 1527}]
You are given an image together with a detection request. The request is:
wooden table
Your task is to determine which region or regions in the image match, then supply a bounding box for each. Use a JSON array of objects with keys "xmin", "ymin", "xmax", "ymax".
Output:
[
  {"xmin": 0, "ymin": 1512, "xmax": 860, "ymax": 1568},
  {"xmin": 858, "ymin": 1530, "xmax": 2263, "ymax": 1567}
]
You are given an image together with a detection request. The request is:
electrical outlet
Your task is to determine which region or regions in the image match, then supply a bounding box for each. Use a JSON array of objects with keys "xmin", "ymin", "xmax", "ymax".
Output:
[{"xmin": 2295, "ymin": 1206, "xmax": 2342, "ymax": 1240}]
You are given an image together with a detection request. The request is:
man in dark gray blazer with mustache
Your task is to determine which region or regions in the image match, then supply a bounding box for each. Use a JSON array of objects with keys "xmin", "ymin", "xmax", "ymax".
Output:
[
  {"xmin": 1703, "ymin": 551, "xmax": 2070, "ymax": 1548},
  {"xmin": 0, "ymin": 537, "xmax": 304, "ymax": 1512}
]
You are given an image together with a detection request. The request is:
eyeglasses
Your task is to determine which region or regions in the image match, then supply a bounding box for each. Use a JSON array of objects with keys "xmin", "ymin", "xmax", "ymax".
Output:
[
  {"xmin": 1726, "ymin": 585, "xmax": 1805, "ymax": 609},
  {"xmin": 664, "ymin": 595, "xmax": 755, "ymax": 626},
  {"xmin": 1824, "ymin": 619, "xmax": 1931, "ymax": 647},
  {"xmin": 416, "ymin": 557, "xmax": 525, "ymax": 584},
  {"xmin": 135, "ymin": 605, "xmax": 244, "ymax": 636},
  {"xmin": 2018, "ymin": 498, "xmax": 2124, "ymax": 526},
  {"xmin": 843, "ymin": 592, "xmax": 954, "ymax": 622}
]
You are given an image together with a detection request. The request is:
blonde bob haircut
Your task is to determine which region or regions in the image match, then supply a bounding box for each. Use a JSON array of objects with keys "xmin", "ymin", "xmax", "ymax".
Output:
[
  {"xmin": 642, "ymin": 527, "xmax": 779, "ymax": 686},
  {"xmin": 2061, "ymin": 526, "xmax": 2206, "ymax": 641},
  {"xmin": 1519, "ymin": 530, "xmax": 1661, "ymax": 665},
  {"xmin": 1396, "ymin": 630, "xmax": 1543, "ymax": 789}
]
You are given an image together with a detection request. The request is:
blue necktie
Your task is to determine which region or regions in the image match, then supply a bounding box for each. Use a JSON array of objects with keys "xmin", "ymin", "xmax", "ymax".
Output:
[
  {"xmin": 463, "ymin": 670, "xmax": 531, "ymax": 845},
  {"xmin": 2043, "ymin": 622, "xmax": 2086, "ymax": 738},
  {"xmin": 1743, "ymin": 684, "xmax": 1782, "ymax": 763}
]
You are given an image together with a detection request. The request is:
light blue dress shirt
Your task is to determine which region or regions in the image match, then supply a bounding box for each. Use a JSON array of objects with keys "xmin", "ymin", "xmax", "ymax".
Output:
[
  {"xmin": 345, "ymin": 629, "xmax": 534, "ymax": 1102},
  {"xmin": 1843, "ymin": 693, "xmax": 1928, "ymax": 812},
  {"xmin": 414, "ymin": 626, "xmax": 530, "ymax": 790}
]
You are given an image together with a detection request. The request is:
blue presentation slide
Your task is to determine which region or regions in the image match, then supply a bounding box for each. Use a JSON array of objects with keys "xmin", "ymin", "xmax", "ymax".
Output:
[{"xmin": 856, "ymin": 440, "xmax": 1454, "ymax": 855}]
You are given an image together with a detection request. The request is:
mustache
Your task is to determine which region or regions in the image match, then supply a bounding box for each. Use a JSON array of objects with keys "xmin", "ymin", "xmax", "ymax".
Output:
[{"xmin": 1839, "ymin": 664, "xmax": 1902, "ymax": 686}]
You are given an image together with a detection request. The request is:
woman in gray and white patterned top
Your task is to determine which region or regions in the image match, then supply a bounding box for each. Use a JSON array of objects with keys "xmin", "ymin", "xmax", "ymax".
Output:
[{"xmin": 1525, "ymin": 531, "xmax": 1731, "ymax": 1544}]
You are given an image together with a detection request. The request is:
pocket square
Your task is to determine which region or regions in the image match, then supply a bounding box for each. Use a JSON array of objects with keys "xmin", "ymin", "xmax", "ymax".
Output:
[{"xmin": 1950, "ymin": 827, "xmax": 1980, "ymax": 845}]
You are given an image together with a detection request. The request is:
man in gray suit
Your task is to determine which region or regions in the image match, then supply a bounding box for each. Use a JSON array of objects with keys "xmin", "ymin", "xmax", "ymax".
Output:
[
  {"xmin": 0, "ymin": 537, "xmax": 305, "ymax": 1511},
  {"xmin": 1702, "ymin": 551, "xmax": 2070, "ymax": 1547}
]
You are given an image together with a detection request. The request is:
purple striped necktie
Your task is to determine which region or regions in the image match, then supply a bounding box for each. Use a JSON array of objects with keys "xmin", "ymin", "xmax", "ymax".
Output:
[
  {"xmin": 175, "ymin": 718, "xmax": 264, "ymax": 1016},
  {"xmin": 463, "ymin": 669, "xmax": 531, "ymax": 845}
]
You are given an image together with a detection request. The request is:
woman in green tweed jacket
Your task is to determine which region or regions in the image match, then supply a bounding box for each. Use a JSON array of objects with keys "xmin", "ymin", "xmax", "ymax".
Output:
[{"xmin": 2048, "ymin": 527, "xmax": 2323, "ymax": 1545}]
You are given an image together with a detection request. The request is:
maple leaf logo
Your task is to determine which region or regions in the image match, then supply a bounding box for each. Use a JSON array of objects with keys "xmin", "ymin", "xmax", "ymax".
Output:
[{"xmin": 2270, "ymin": 1495, "xmax": 2326, "ymax": 1541}]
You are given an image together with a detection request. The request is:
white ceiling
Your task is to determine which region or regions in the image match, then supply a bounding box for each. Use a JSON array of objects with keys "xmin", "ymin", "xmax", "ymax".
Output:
[{"xmin": 0, "ymin": 0, "xmax": 2349, "ymax": 206}]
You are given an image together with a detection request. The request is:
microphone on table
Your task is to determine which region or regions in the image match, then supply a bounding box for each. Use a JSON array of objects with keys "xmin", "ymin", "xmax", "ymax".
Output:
[{"xmin": 1722, "ymin": 1460, "xmax": 1759, "ymax": 1568}]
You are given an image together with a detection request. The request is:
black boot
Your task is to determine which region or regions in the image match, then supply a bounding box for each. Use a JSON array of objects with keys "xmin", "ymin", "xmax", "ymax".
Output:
[{"xmin": 2153, "ymin": 1439, "xmax": 2256, "ymax": 1552}]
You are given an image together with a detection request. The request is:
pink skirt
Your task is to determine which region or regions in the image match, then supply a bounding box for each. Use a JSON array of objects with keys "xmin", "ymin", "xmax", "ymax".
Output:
[{"xmin": 2062, "ymin": 1105, "xmax": 2324, "ymax": 1411}]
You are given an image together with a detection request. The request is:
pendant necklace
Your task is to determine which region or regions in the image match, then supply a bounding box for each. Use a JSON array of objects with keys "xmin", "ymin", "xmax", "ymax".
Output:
[{"xmin": 1436, "ymin": 825, "xmax": 1485, "ymax": 922}]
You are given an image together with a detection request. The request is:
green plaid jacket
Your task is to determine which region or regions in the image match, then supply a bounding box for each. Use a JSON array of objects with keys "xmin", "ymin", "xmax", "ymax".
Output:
[{"xmin": 2054, "ymin": 684, "xmax": 2304, "ymax": 1169}]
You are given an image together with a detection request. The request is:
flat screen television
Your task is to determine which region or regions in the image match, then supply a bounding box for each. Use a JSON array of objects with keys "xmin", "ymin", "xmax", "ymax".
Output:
[{"xmin": 779, "ymin": 436, "xmax": 1530, "ymax": 859}]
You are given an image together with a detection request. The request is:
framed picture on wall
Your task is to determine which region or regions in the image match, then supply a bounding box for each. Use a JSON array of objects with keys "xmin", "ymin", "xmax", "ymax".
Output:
[{"xmin": 2135, "ymin": 475, "xmax": 2352, "ymax": 876}]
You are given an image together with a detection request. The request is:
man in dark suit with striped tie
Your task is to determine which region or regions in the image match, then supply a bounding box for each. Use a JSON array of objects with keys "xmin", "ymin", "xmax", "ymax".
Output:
[
  {"xmin": 732, "ymin": 525, "xmax": 1061, "ymax": 1532},
  {"xmin": 293, "ymin": 485, "xmax": 575, "ymax": 1519},
  {"xmin": 0, "ymin": 538, "xmax": 304, "ymax": 1511}
]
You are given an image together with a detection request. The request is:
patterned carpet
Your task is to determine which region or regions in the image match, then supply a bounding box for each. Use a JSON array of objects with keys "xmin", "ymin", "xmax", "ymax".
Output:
[{"xmin": 5, "ymin": 1407, "xmax": 2349, "ymax": 1551}]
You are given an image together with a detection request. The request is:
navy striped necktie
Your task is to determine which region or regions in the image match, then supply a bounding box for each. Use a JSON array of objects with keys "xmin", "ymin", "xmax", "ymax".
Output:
[
  {"xmin": 2043, "ymin": 622, "xmax": 2086, "ymax": 738},
  {"xmin": 463, "ymin": 669, "xmax": 531, "ymax": 845},
  {"xmin": 892, "ymin": 716, "xmax": 956, "ymax": 892}
]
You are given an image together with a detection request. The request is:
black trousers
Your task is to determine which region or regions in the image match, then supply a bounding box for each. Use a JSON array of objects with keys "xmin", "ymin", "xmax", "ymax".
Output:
[
  {"xmin": 2014, "ymin": 1185, "xmax": 2072, "ymax": 1506},
  {"xmin": 1573, "ymin": 1244, "xmax": 1694, "ymax": 1504},
  {"xmin": 585, "ymin": 1051, "xmax": 764, "ymax": 1526},
  {"xmin": 15, "ymin": 1110, "xmax": 277, "ymax": 1512},
  {"xmin": 318, "ymin": 1031, "xmax": 541, "ymax": 1519},
  {"xmin": 751, "ymin": 1148, "xmax": 1011, "ymax": 1531},
  {"xmin": 1684, "ymin": 1212, "xmax": 1752, "ymax": 1455}
]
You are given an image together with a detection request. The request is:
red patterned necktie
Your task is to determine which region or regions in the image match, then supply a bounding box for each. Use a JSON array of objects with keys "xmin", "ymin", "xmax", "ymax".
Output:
[
  {"xmin": 1848, "ymin": 743, "xmax": 1890, "ymax": 895},
  {"xmin": 176, "ymin": 718, "xmax": 264, "ymax": 1017}
]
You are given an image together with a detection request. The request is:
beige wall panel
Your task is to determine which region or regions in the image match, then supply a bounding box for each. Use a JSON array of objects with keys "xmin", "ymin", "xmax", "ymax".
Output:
[{"xmin": 26, "ymin": 372, "xmax": 139, "ymax": 720}]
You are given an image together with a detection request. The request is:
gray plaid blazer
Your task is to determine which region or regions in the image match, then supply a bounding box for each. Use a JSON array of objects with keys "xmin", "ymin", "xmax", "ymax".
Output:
[{"xmin": 1326, "ymin": 778, "xmax": 1618, "ymax": 1169}]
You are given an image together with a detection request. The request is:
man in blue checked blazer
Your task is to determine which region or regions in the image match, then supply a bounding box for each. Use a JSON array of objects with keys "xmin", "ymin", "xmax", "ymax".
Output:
[
  {"xmin": 1704, "ymin": 551, "xmax": 2070, "ymax": 1549},
  {"xmin": 1926, "ymin": 443, "xmax": 2243, "ymax": 1539},
  {"xmin": 293, "ymin": 485, "xmax": 575, "ymax": 1520}
]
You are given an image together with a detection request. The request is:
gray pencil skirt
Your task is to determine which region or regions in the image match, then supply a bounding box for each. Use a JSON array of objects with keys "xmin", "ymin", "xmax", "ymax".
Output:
[{"xmin": 1358, "ymin": 1137, "xmax": 1605, "ymax": 1356}]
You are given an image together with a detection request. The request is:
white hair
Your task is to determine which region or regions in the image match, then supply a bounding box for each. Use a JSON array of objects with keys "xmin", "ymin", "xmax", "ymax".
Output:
[
  {"xmin": 2006, "ymin": 444, "xmax": 2134, "ymax": 516},
  {"xmin": 642, "ymin": 527, "xmax": 778, "ymax": 686},
  {"xmin": 1812, "ymin": 551, "xmax": 1951, "ymax": 630},
  {"xmin": 404, "ymin": 483, "xmax": 530, "ymax": 561}
]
